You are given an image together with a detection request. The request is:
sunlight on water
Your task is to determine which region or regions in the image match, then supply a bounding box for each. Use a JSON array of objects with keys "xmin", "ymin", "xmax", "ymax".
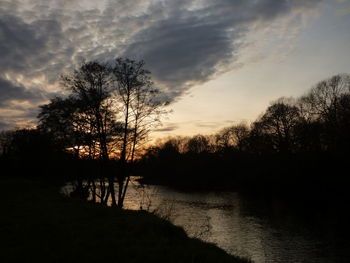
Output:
[{"xmin": 62, "ymin": 178, "xmax": 350, "ymax": 263}]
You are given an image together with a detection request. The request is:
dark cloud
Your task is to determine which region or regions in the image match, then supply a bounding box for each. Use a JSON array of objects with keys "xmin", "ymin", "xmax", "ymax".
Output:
[
  {"xmin": 0, "ymin": 78, "xmax": 49, "ymax": 131},
  {"xmin": 0, "ymin": 13, "xmax": 71, "ymax": 83},
  {"xmin": 0, "ymin": 78, "xmax": 46, "ymax": 107},
  {"xmin": 0, "ymin": 0, "xmax": 322, "ymax": 129},
  {"xmin": 125, "ymin": 0, "xmax": 321, "ymax": 97},
  {"xmin": 125, "ymin": 17, "xmax": 242, "ymax": 97},
  {"xmin": 0, "ymin": 120, "xmax": 10, "ymax": 130}
]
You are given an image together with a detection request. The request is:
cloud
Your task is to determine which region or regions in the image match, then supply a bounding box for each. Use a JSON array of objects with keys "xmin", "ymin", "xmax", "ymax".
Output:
[
  {"xmin": 0, "ymin": 78, "xmax": 47, "ymax": 106},
  {"xmin": 0, "ymin": 12, "xmax": 72, "ymax": 84},
  {"xmin": 195, "ymin": 121, "xmax": 226, "ymax": 129},
  {"xmin": 0, "ymin": 77, "xmax": 51, "ymax": 131},
  {"xmin": 153, "ymin": 123, "xmax": 179, "ymax": 132},
  {"xmin": 0, "ymin": 0, "xmax": 322, "ymax": 129},
  {"xmin": 0, "ymin": 121, "xmax": 11, "ymax": 130}
]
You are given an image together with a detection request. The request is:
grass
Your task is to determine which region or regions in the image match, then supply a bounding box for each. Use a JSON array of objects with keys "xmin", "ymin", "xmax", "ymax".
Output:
[{"xmin": 0, "ymin": 177, "xmax": 249, "ymax": 263}]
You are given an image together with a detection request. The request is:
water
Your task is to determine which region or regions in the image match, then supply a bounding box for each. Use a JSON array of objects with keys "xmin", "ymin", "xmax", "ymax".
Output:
[{"xmin": 63, "ymin": 180, "xmax": 350, "ymax": 262}]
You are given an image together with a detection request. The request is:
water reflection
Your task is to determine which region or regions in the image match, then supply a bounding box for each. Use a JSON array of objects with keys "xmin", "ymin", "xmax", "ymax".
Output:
[{"xmin": 62, "ymin": 180, "xmax": 350, "ymax": 263}]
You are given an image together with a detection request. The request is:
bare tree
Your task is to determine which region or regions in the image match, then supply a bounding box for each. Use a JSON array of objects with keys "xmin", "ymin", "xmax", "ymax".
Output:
[
  {"xmin": 253, "ymin": 98, "xmax": 301, "ymax": 153},
  {"xmin": 61, "ymin": 61, "xmax": 115, "ymax": 161},
  {"xmin": 298, "ymin": 74, "xmax": 350, "ymax": 151},
  {"xmin": 112, "ymin": 58, "xmax": 167, "ymax": 208},
  {"xmin": 185, "ymin": 135, "xmax": 210, "ymax": 153},
  {"xmin": 300, "ymin": 74, "xmax": 350, "ymax": 121},
  {"xmin": 38, "ymin": 59, "xmax": 167, "ymax": 208},
  {"xmin": 215, "ymin": 123, "xmax": 249, "ymax": 151},
  {"xmin": 39, "ymin": 61, "xmax": 121, "ymax": 204}
]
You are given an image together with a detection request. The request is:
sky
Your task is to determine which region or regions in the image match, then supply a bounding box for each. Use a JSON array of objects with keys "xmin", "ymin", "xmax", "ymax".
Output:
[{"xmin": 1, "ymin": 0, "xmax": 350, "ymax": 138}]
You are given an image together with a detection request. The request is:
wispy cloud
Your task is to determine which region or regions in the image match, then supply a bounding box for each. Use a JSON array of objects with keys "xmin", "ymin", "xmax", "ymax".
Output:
[{"xmin": 153, "ymin": 123, "xmax": 179, "ymax": 132}]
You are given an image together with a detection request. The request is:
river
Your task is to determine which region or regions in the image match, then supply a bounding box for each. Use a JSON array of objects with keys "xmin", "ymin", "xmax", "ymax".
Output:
[{"xmin": 63, "ymin": 180, "xmax": 350, "ymax": 262}]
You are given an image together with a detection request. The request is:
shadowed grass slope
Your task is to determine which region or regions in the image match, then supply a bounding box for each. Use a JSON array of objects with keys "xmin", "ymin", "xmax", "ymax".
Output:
[{"xmin": 0, "ymin": 177, "xmax": 249, "ymax": 263}]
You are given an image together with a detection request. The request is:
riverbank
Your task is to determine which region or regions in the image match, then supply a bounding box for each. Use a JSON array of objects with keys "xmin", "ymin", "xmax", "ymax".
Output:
[{"xmin": 0, "ymin": 177, "xmax": 249, "ymax": 263}]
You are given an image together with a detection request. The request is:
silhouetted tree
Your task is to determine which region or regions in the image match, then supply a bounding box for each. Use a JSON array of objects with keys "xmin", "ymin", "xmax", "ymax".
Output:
[
  {"xmin": 61, "ymin": 61, "xmax": 118, "ymax": 161},
  {"xmin": 39, "ymin": 61, "xmax": 123, "ymax": 204},
  {"xmin": 38, "ymin": 59, "xmax": 167, "ymax": 207},
  {"xmin": 299, "ymin": 74, "xmax": 350, "ymax": 151},
  {"xmin": 252, "ymin": 98, "xmax": 301, "ymax": 153},
  {"xmin": 301, "ymin": 74, "xmax": 350, "ymax": 120},
  {"xmin": 111, "ymin": 58, "xmax": 167, "ymax": 207},
  {"xmin": 185, "ymin": 135, "xmax": 210, "ymax": 154},
  {"xmin": 38, "ymin": 96, "xmax": 88, "ymax": 157},
  {"xmin": 215, "ymin": 123, "xmax": 249, "ymax": 151}
]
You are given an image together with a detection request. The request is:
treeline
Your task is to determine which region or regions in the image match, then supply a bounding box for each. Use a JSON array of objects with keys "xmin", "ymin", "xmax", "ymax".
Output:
[
  {"xmin": 0, "ymin": 128, "xmax": 73, "ymax": 180},
  {"xmin": 138, "ymin": 74, "xmax": 350, "ymax": 198}
]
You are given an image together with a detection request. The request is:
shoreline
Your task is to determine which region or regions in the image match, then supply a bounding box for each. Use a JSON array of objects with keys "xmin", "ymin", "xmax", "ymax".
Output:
[{"xmin": 1, "ymin": 176, "xmax": 249, "ymax": 263}]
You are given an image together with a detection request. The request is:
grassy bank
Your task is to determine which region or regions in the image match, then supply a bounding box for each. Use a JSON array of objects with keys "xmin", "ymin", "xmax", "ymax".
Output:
[{"xmin": 0, "ymin": 177, "xmax": 248, "ymax": 263}]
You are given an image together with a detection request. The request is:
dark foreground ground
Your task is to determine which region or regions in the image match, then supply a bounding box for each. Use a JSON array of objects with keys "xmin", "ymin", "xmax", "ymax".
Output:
[{"xmin": 0, "ymin": 177, "xmax": 249, "ymax": 263}]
